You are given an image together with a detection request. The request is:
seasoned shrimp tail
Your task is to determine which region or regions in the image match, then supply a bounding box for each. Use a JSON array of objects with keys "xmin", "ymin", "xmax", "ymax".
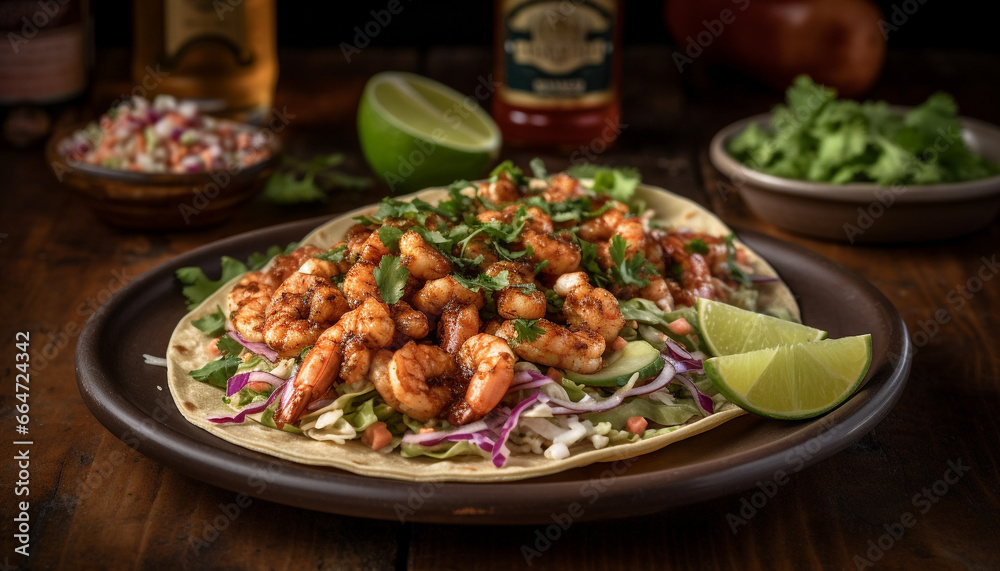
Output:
[{"xmin": 446, "ymin": 334, "xmax": 516, "ymax": 426}]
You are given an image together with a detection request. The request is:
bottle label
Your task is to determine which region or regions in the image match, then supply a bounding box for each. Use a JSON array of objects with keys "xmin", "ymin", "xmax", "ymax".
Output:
[
  {"xmin": 500, "ymin": 0, "xmax": 616, "ymax": 109},
  {"xmin": 0, "ymin": 0, "xmax": 87, "ymax": 103},
  {"xmin": 164, "ymin": 0, "xmax": 251, "ymax": 66}
]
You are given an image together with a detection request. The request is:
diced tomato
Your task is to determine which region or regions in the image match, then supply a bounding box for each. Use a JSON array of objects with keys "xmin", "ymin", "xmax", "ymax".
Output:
[
  {"xmin": 362, "ymin": 422, "xmax": 393, "ymax": 451},
  {"xmin": 246, "ymin": 381, "xmax": 272, "ymax": 393},
  {"xmin": 545, "ymin": 367, "xmax": 563, "ymax": 382},
  {"xmin": 610, "ymin": 336, "xmax": 628, "ymax": 351},
  {"xmin": 626, "ymin": 416, "xmax": 648, "ymax": 436},
  {"xmin": 667, "ymin": 318, "xmax": 693, "ymax": 336}
]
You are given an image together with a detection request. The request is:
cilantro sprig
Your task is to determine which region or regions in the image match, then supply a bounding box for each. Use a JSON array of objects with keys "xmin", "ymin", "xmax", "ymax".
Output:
[
  {"xmin": 192, "ymin": 305, "xmax": 227, "ymax": 338},
  {"xmin": 566, "ymin": 164, "xmax": 641, "ymax": 203},
  {"xmin": 176, "ymin": 242, "xmax": 298, "ymax": 310},
  {"xmin": 509, "ymin": 318, "xmax": 545, "ymax": 346},
  {"xmin": 608, "ymin": 235, "xmax": 657, "ymax": 288},
  {"xmin": 263, "ymin": 153, "xmax": 372, "ymax": 204},
  {"xmin": 373, "ymin": 255, "xmax": 410, "ymax": 305}
]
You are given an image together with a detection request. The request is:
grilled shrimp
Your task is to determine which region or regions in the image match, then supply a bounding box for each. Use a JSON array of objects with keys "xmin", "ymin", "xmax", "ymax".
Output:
[
  {"xmin": 399, "ymin": 230, "xmax": 451, "ymax": 280},
  {"xmin": 374, "ymin": 341, "xmax": 457, "ymax": 421},
  {"xmin": 502, "ymin": 204, "xmax": 553, "ymax": 234},
  {"xmin": 553, "ymin": 272, "xmax": 624, "ymax": 343},
  {"xmin": 390, "ymin": 301, "xmax": 431, "ymax": 340},
  {"xmin": 518, "ymin": 230, "xmax": 581, "ymax": 276},
  {"xmin": 269, "ymin": 245, "xmax": 323, "ymax": 280},
  {"xmin": 228, "ymin": 273, "xmax": 274, "ymax": 343},
  {"xmin": 273, "ymin": 298, "xmax": 395, "ymax": 427},
  {"xmin": 438, "ymin": 301, "xmax": 481, "ymax": 354},
  {"xmin": 640, "ymin": 275, "xmax": 674, "ymax": 312},
  {"xmin": 496, "ymin": 319, "xmax": 605, "ymax": 374},
  {"xmin": 615, "ymin": 216, "xmax": 647, "ymax": 257},
  {"xmin": 411, "ymin": 276, "xmax": 485, "ymax": 316},
  {"xmin": 458, "ymin": 235, "xmax": 499, "ymax": 267},
  {"xmin": 342, "ymin": 262, "xmax": 381, "ymax": 308},
  {"xmin": 445, "ymin": 334, "xmax": 516, "ymax": 426},
  {"xmin": 485, "ymin": 261, "xmax": 545, "ymax": 319},
  {"xmin": 478, "ymin": 171, "xmax": 521, "ymax": 204},
  {"xmin": 227, "ymin": 246, "xmax": 322, "ymax": 342},
  {"xmin": 542, "ymin": 173, "xmax": 585, "ymax": 203},
  {"xmin": 358, "ymin": 231, "xmax": 391, "ymax": 265},
  {"xmin": 660, "ymin": 234, "xmax": 717, "ymax": 307},
  {"xmin": 346, "ymin": 224, "xmax": 373, "ymax": 258},
  {"xmin": 577, "ymin": 200, "xmax": 629, "ymax": 242},
  {"xmin": 263, "ymin": 271, "xmax": 349, "ymax": 358}
]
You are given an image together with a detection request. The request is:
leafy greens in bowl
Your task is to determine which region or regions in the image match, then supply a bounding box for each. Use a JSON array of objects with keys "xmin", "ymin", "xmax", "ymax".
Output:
[
  {"xmin": 710, "ymin": 76, "xmax": 1000, "ymax": 243},
  {"xmin": 726, "ymin": 76, "xmax": 999, "ymax": 185}
]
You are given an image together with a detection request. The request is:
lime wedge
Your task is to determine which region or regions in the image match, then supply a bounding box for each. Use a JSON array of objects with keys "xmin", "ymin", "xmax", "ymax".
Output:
[
  {"xmin": 358, "ymin": 71, "xmax": 501, "ymax": 193},
  {"xmin": 696, "ymin": 298, "xmax": 827, "ymax": 357},
  {"xmin": 704, "ymin": 335, "xmax": 872, "ymax": 419}
]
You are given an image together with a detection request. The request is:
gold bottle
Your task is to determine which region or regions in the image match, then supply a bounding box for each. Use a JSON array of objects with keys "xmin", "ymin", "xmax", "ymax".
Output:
[{"xmin": 131, "ymin": 0, "xmax": 277, "ymax": 124}]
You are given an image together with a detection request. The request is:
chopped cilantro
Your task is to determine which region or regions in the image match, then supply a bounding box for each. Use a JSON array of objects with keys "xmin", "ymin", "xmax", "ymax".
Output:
[
  {"xmin": 566, "ymin": 164, "xmax": 641, "ymax": 203},
  {"xmin": 489, "ymin": 160, "xmax": 528, "ymax": 186},
  {"xmin": 544, "ymin": 288, "xmax": 564, "ymax": 312},
  {"xmin": 685, "ymin": 238, "xmax": 710, "ymax": 255},
  {"xmin": 578, "ymin": 239, "xmax": 610, "ymax": 289},
  {"xmin": 453, "ymin": 270, "xmax": 537, "ymax": 294},
  {"xmin": 376, "ymin": 226, "xmax": 405, "ymax": 254},
  {"xmin": 727, "ymin": 75, "xmax": 1000, "ymax": 185},
  {"xmin": 192, "ymin": 305, "xmax": 227, "ymax": 338},
  {"xmin": 263, "ymin": 153, "xmax": 372, "ymax": 204},
  {"xmin": 176, "ymin": 256, "xmax": 249, "ymax": 311},
  {"xmin": 453, "ymin": 271, "xmax": 510, "ymax": 293},
  {"xmin": 609, "ymin": 235, "xmax": 656, "ymax": 288},
  {"xmin": 529, "ymin": 157, "xmax": 548, "ymax": 179},
  {"xmin": 724, "ymin": 234, "xmax": 751, "ymax": 287},
  {"xmin": 248, "ymin": 242, "xmax": 298, "ymax": 271},
  {"xmin": 314, "ymin": 243, "xmax": 347, "ymax": 263},
  {"xmin": 189, "ymin": 356, "xmax": 239, "ymax": 388},
  {"xmin": 373, "ymin": 255, "xmax": 410, "ymax": 305},
  {"xmin": 433, "ymin": 182, "xmax": 477, "ymax": 221},
  {"xmin": 510, "ymin": 318, "xmax": 545, "ymax": 346},
  {"xmin": 216, "ymin": 334, "xmax": 244, "ymax": 356},
  {"xmin": 176, "ymin": 242, "xmax": 297, "ymax": 309}
]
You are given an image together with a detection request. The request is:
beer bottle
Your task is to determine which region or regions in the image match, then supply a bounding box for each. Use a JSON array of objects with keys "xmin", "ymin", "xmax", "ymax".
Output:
[{"xmin": 131, "ymin": 0, "xmax": 277, "ymax": 125}]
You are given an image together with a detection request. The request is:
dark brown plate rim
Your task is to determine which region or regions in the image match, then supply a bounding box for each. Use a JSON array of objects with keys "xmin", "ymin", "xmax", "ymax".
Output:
[{"xmin": 75, "ymin": 217, "xmax": 911, "ymax": 524}]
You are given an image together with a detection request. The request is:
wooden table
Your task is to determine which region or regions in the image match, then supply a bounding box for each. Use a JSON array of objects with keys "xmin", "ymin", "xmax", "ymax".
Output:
[{"xmin": 2, "ymin": 46, "xmax": 999, "ymax": 570}]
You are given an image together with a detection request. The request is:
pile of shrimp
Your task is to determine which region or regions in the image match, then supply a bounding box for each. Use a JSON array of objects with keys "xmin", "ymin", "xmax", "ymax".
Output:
[{"xmin": 225, "ymin": 171, "xmax": 748, "ymax": 434}]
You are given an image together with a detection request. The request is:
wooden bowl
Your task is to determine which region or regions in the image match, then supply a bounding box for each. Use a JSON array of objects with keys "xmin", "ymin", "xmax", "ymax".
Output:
[{"xmin": 45, "ymin": 123, "xmax": 280, "ymax": 230}]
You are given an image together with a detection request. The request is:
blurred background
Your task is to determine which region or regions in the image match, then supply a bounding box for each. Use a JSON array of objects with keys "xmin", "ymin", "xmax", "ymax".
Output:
[{"xmin": 91, "ymin": 0, "xmax": 997, "ymax": 52}]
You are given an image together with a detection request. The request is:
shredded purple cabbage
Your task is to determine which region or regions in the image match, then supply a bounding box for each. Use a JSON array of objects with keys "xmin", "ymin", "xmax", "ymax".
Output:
[
  {"xmin": 227, "ymin": 329, "xmax": 278, "ymax": 362},
  {"xmin": 491, "ymin": 390, "xmax": 542, "ymax": 467},
  {"xmin": 209, "ymin": 379, "xmax": 285, "ymax": 424},
  {"xmin": 225, "ymin": 371, "xmax": 286, "ymax": 397},
  {"xmin": 670, "ymin": 374, "xmax": 715, "ymax": 416}
]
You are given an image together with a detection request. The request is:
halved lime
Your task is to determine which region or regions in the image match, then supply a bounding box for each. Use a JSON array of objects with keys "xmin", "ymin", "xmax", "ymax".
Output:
[
  {"xmin": 704, "ymin": 335, "xmax": 872, "ymax": 419},
  {"xmin": 696, "ymin": 298, "xmax": 827, "ymax": 357},
  {"xmin": 357, "ymin": 71, "xmax": 501, "ymax": 193}
]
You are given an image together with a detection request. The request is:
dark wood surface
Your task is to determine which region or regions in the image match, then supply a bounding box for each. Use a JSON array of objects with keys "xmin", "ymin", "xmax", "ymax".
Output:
[{"xmin": 2, "ymin": 46, "xmax": 999, "ymax": 570}]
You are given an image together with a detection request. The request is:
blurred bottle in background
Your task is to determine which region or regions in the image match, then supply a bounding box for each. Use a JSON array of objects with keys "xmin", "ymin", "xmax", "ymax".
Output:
[
  {"xmin": 492, "ymin": 0, "xmax": 622, "ymax": 151},
  {"xmin": 0, "ymin": 0, "xmax": 91, "ymax": 147},
  {"xmin": 131, "ymin": 0, "xmax": 277, "ymax": 124}
]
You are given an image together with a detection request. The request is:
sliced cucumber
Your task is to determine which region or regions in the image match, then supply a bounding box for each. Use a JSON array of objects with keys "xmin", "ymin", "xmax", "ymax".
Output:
[{"xmin": 565, "ymin": 341, "xmax": 665, "ymax": 387}]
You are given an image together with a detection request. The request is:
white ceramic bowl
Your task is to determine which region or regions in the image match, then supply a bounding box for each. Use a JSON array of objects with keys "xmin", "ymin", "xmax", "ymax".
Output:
[{"xmin": 709, "ymin": 112, "xmax": 1000, "ymax": 243}]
